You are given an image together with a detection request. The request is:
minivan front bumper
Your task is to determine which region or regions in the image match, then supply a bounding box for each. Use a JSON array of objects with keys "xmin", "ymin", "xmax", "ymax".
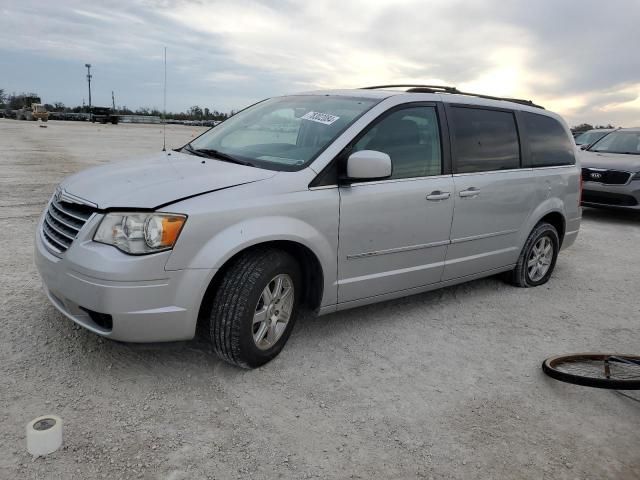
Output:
[{"xmin": 34, "ymin": 214, "xmax": 213, "ymax": 342}]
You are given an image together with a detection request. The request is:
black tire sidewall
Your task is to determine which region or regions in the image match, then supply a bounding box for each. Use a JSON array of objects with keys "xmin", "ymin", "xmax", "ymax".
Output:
[
  {"xmin": 519, "ymin": 223, "xmax": 560, "ymax": 287},
  {"xmin": 236, "ymin": 252, "xmax": 302, "ymax": 367}
]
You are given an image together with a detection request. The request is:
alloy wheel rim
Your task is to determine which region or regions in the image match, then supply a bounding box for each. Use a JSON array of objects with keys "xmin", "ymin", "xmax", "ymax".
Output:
[
  {"xmin": 527, "ymin": 236, "xmax": 553, "ymax": 282},
  {"xmin": 252, "ymin": 274, "xmax": 294, "ymax": 350}
]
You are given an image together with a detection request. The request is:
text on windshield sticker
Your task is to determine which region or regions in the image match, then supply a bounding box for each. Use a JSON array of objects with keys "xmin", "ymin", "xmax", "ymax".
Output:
[{"xmin": 301, "ymin": 111, "xmax": 340, "ymax": 125}]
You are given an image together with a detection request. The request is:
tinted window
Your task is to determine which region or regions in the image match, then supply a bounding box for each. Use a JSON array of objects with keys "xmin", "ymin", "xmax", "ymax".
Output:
[
  {"xmin": 450, "ymin": 107, "xmax": 520, "ymax": 173},
  {"xmin": 522, "ymin": 112, "xmax": 575, "ymax": 166},
  {"xmin": 352, "ymin": 106, "xmax": 442, "ymax": 179}
]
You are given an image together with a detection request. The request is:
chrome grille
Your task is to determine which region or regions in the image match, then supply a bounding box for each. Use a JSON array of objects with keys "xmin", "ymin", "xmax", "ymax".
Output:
[{"xmin": 41, "ymin": 198, "xmax": 95, "ymax": 253}]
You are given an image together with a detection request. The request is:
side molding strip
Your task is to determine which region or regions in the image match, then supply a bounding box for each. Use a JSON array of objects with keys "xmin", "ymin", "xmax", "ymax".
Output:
[{"xmin": 346, "ymin": 240, "xmax": 450, "ymax": 260}]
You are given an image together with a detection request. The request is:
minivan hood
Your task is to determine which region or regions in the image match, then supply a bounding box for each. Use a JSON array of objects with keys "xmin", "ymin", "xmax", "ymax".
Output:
[
  {"xmin": 60, "ymin": 151, "xmax": 277, "ymax": 209},
  {"xmin": 579, "ymin": 151, "xmax": 640, "ymax": 172}
]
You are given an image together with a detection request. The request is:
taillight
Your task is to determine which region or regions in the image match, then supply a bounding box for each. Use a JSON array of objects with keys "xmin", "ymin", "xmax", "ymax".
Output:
[{"xmin": 579, "ymin": 174, "xmax": 583, "ymax": 205}]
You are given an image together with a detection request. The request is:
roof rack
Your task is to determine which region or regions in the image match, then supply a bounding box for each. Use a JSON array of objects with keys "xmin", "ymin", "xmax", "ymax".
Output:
[
  {"xmin": 362, "ymin": 84, "xmax": 458, "ymax": 93},
  {"xmin": 360, "ymin": 84, "xmax": 544, "ymax": 109}
]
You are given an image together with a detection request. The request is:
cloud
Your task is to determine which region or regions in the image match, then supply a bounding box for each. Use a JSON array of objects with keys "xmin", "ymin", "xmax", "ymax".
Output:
[{"xmin": 1, "ymin": 0, "xmax": 638, "ymax": 126}]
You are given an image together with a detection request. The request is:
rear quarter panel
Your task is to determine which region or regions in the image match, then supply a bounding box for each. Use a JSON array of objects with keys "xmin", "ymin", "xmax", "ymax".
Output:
[{"xmin": 516, "ymin": 165, "xmax": 581, "ymax": 251}]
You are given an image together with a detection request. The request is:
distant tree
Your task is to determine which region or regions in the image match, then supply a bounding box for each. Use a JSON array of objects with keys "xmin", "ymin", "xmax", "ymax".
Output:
[
  {"xmin": 571, "ymin": 123, "xmax": 593, "ymax": 133},
  {"xmin": 8, "ymin": 95, "xmax": 23, "ymax": 110},
  {"xmin": 53, "ymin": 102, "xmax": 66, "ymax": 112},
  {"xmin": 0, "ymin": 88, "xmax": 5, "ymax": 107},
  {"xmin": 7, "ymin": 92, "xmax": 41, "ymax": 109},
  {"xmin": 571, "ymin": 123, "xmax": 616, "ymax": 133},
  {"xmin": 189, "ymin": 105, "xmax": 203, "ymax": 118}
]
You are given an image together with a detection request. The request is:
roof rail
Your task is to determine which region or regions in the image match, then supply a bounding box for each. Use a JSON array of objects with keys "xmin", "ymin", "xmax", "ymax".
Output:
[
  {"xmin": 362, "ymin": 84, "xmax": 459, "ymax": 93},
  {"xmin": 360, "ymin": 84, "xmax": 544, "ymax": 109}
]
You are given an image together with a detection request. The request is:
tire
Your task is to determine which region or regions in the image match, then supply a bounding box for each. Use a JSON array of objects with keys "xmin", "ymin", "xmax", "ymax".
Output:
[
  {"xmin": 506, "ymin": 222, "xmax": 559, "ymax": 287},
  {"xmin": 542, "ymin": 353, "xmax": 640, "ymax": 390},
  {"xmin": 208, "ymin": 248, "xmax": 301, "ymax": 368}
]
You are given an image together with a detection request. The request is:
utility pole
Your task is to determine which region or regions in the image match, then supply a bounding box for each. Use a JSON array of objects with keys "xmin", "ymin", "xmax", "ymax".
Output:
[
  {"xmin": 112, "ymin": 91, "xmax": 116, "ymax": 111},
  {"xmin": 85, "ymin": 63, "xmax": 92, "ymax": 121}
]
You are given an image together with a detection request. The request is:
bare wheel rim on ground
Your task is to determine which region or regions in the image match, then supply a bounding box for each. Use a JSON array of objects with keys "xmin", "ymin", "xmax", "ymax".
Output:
[
  {"xmin": 542, "ymin": 353, "xmax": 640, "ymax": 390},
  {"xmin": 528, "ymin": 236, "xmax": 554, "ymax": 281},
  {"xmin": 252, "ymin": 273, "xmax": 294, "ymax": 350}
]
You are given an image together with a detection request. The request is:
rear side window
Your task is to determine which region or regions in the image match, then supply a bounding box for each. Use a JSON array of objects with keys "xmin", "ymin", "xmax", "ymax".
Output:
[
  {"xmin": 521, "ymin": 112, "xmax": 575, "ymax": 167},
  {"xmin": 450, "ymin": 107, "xmax": 520, "ymax": 173}
]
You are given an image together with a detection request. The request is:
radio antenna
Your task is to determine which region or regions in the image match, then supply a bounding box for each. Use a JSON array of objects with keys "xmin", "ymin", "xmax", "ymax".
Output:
[{"xmin": 162, "ymin": 46, "xmax": 167, "ymax": 152}]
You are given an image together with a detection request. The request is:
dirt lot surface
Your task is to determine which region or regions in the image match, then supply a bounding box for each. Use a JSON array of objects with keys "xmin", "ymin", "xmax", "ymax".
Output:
[{"xmin": 1, "ymin": 119, "xmax": 640, "ymax": 479}]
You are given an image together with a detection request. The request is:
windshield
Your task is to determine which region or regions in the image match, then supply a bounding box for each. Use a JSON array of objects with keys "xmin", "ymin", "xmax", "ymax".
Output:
[
  {"xmin": 589, "ymin": 131, "xmax": 640, "ymax": 154},
  {"xmin": 187, "ymin": 95, "xmax": 379, "ymax": 171},
  {"xmin": 575, "ymin": 130, "xmax": 610, "ymax": 145}
]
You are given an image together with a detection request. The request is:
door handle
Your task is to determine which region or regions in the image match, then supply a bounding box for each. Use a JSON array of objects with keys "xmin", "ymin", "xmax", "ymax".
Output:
[
  {"xmin": 426, "ymin": 191, "xmax": 451, "ymax": 201},
  {"xmin": 459, "ymin": 187, "xmax": 480, "ymax": 198}
]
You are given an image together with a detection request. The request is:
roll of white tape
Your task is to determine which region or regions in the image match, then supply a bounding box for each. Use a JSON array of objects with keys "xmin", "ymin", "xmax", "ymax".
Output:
[{"xmin": 26, "ymin": 415, "xmax": 63, "ymax": 456}]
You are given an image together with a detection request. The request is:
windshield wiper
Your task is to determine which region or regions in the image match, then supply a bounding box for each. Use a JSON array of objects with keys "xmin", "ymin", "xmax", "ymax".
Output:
[{"xmin": 182, "ymin": 144, "xmax": 254, "ymax": 166}]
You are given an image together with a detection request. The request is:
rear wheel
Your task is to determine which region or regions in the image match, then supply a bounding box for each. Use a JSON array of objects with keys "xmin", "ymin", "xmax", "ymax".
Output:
[
  {"xmin": 506, "ymin": 222, "xmax": 559, "ymax": 287},
  {"xmin": 208, "ymin": 249, "xmax": 301, "ymax": 368}
]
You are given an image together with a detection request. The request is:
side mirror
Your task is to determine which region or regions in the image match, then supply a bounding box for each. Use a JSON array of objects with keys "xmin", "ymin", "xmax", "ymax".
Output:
[
  {"xmin": 580, "ymin": 144, "xmax": 589, "ymax": 150},
  {"xmin": 346, "ymin": 150, "xmax": 392, "ymax": 180}
]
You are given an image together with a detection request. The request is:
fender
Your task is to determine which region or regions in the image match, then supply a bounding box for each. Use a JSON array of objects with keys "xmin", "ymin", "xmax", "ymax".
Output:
[{"xmin": 166, "ymin": 216, "xmax": 338, "ymax": 307}]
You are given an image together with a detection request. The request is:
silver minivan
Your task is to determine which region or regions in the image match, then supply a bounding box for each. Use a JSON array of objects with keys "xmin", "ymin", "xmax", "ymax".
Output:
[{"xmin": 35, "ymin": 85, "xmax": 581, "ymax": 368}]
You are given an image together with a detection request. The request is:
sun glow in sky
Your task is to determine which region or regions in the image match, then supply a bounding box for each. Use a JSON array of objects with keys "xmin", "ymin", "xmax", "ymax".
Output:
[{"xmin": 1, "ymin": 0, "xmax": 639, "ymax": 127}]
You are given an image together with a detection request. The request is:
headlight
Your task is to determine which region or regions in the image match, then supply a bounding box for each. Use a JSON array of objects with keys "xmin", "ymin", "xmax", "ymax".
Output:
[
  {"xmin": 94, "ymin": 212, "xmax": 186, "ymax": 254},
  {"xmin": 633, "ymin": 171, "xmax": 640, "ymax": 180}
]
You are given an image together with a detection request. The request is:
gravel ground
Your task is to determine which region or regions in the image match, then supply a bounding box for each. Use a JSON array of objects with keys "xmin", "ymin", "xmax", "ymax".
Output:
[{"xmin": 1, "ymin": 118, "xmax": 640, "ymax": 480}]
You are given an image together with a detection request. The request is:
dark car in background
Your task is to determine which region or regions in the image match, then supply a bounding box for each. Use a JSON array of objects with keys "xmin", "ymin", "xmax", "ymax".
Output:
[
  {"xmin": 90, "ymin": 106, "xmax": 119, "ymax": 124},
  {"xmin": 579, "ymin": 128, "xmax": 640, "ymax": 210}
]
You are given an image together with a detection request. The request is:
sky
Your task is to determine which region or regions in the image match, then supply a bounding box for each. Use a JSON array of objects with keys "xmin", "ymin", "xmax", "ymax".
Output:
[{"xmin": 1, "ymin": 0, "xmax": 639, "ymax": 127}]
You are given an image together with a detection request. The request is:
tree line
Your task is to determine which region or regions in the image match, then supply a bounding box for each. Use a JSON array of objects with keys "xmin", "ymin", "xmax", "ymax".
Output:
[
  {"xmin": 0, "ymin": 89, "xmax": 231, "ymax": 121},
  {"xmin": 570, "ymin": 123, "xmax": 616, "ymax": 133}
]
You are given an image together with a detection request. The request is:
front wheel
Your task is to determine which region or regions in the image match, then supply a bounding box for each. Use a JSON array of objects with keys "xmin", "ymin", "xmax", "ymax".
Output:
[
  {"xmin": 208, "ymin": 249, "xmax": 301, "ymax": 368},
  {"xmin": 506, "ymin": 222, "xmax": 559, "ymax": 287}
]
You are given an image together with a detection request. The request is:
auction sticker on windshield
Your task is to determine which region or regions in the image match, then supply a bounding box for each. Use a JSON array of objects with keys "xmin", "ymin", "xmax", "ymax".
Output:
[{"xmin": 301, "ymin": 111, "xmax": 340, "ymax": 125}]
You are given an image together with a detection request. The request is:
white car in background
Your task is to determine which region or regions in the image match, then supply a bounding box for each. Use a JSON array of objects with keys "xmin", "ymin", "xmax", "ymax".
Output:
[{"xmin": 574, "ymin": 128, "xmax": 615, "ymax": 149}]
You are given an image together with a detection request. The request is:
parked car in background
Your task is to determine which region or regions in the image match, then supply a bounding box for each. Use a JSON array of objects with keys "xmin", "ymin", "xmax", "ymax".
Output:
[
  {"xmin": 580, "ymin": 128, "xmax": 640, "ymax": 210},
  {"xmin": 574, "ymin": 128, "xmax": 614, "ymax": 148},
  {"xmin": 35, "ymin": 86, "xmax": 581, "ymax": 368},
  {"xmin": 90, "ymin": 106, "xmax": 119, "ymax": 125}
]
